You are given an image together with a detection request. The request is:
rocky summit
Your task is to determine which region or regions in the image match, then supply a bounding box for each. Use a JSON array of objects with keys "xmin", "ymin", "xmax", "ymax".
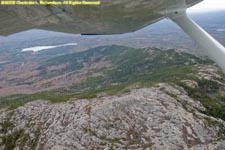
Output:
[{"xmin": 0, "ymin": 82, "xmax": 225, "ymax": 150}]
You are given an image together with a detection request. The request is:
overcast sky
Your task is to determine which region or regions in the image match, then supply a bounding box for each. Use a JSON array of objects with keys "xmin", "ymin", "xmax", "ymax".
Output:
[{"xmin": 188, "ymin": 0, "xmax": 225, "ymax": 12}]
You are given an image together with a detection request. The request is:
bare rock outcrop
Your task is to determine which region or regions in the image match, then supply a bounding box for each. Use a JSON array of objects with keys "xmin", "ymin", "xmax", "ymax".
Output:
[{"xmin": 0, "ymin": 83, "xmax": 225, "ymax": 150}]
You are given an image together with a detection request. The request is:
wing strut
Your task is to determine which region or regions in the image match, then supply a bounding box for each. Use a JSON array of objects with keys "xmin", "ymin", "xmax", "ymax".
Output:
[{"xmin": 169, "ymin": 11, "xmax": 225, "ymax": 72}]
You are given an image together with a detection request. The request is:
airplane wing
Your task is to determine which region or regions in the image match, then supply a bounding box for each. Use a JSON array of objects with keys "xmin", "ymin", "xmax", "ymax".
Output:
[
  {"xmin": 1, "ymin": 0, "xmax": 225, "ymax": 72},
  {"xmin": 0, "ymin": 0, "xmax": 201, "ymax": 35}
]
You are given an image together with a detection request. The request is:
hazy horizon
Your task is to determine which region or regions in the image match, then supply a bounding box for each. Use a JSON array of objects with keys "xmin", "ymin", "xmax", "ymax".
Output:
[{"xmin": 188, "ymin": 0, "xmax": 225, "ymax": 12}]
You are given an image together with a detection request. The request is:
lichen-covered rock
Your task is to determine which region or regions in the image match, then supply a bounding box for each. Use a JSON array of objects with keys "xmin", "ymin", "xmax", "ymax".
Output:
[{"xmin": 0, "ymin": 84, "xmax": 224, "ymax": 150}]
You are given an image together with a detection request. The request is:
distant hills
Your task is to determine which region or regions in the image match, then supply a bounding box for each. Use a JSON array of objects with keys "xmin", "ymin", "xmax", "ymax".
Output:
[
  {"xmin": 0, "ymin": 45, "xmax": 225, "ymax": 150},
  {"xmin": 0, "ymin": 45, "xmax": 224, "ymax": 119},
  {"xmin": 0, "ymin": 45, "xmax": 212, "ymax": 97},
  {"xmin": 0, "ymin": 10, "xmax": 224, "ymax": 52}
]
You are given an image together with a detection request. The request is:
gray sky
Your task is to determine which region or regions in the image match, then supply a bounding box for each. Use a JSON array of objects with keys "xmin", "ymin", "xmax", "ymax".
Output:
[{"xmin": 188, "ymin": 0, "xmax": 225, "ymax": 12}]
